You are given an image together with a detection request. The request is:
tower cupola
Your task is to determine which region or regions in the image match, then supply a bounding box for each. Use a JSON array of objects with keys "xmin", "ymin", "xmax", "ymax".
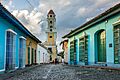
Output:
[{"xmin": 47, "ymin": 9, "xmax": 56, "ymax": 17}]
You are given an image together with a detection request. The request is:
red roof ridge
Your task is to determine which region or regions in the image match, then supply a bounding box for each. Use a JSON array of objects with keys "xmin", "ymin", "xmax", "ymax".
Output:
[{"xmin": 48, "ymin": 9, "xmax": 55, "ymax": 15}]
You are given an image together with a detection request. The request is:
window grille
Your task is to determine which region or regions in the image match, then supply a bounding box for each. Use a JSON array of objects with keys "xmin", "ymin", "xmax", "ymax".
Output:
[
  {"xmin": 70, "ymin": 41, "xmax": 74, "ymax": 62},
  {"xmin": 114, "ymin": 25, "xmax": 120, "ymax": 64},
  {"xmin": 6, "ymin": 31, "xmax": 16, "ymax": 71},
  {"xmin": 79, "ymin": 35, "xmax": 88, "ymax": 65},
  {"xmin": 19, "ymin": 37, "xmax": 26, "ymax": 68}
]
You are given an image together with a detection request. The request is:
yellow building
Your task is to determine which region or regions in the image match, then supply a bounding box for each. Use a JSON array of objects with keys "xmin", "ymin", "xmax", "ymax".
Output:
[
  {"xmin": 61, "ymin": 39, "xmax": 68, "ymax": 64},
  {"xmin": 26, "ymin": 36, "xmax": 41, "ymax": 66},
  {"xmin": 44, "ymin": 10, "xmax": 57, "ymax": 62}
]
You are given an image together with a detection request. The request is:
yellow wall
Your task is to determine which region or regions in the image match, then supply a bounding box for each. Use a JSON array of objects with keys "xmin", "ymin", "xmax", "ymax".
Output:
[
  {"xmin": 63, "ymin": 41, "xmax": 68, "ymax": 52},
  {"xmin": 52, "ymin": 47, "xmax": 57, "ymax": 61},
  {"xmin": 48, "ymin": 33, "xmax": 55, "ymax": 45},
  {"xmin": 26, "ymin": 37, "xmax": 38, "ymax": 65},
  {"xmin": 47, "ymin": 32, "xmax": 57, "ymax": 61}
]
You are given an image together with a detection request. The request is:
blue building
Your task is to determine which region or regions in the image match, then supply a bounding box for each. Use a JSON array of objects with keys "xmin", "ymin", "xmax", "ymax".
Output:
[
  {"xmin": 63, "ymin": 3, "xmax": 120, "ymax": 67},
  {"xmin": 0, "ymin": 3, "xmax": 41, "ymax": 73}
]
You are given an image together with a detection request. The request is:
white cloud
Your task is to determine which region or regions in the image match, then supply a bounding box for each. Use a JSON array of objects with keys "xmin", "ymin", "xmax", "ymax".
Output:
[
  {"xmin": 86, "ymin": 17, "xmax": 94, "ymax": 22},
  {"xmin": 3, "ymin": 0, "xmax": 14, "ymax": 10},
  {"xmin": 94, "ymin": 0, "xmax": 110, "ymax": 8},
  {"xmin": 12, "ymin": 8, "xmax": 45, "ymax": 39},
  {"xmin": 0, "ymin": 0, "xmax": 3, "ymax": 3},
  {"xmin": 59, "ymin": 0, "xmax": 71, "ymax": 6},
  {"xmin": 77, "ymin": 7, "xmax": 87, "ymax": 17},
  {"xmin": 56, "ymin": 40, "xmax": 63, "ymax": 53}
]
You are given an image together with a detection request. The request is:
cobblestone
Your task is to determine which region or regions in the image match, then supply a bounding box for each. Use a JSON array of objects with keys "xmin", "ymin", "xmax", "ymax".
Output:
[{"xmin": 4, "ymin": 64, "xmax": 120, "ymax": 80}]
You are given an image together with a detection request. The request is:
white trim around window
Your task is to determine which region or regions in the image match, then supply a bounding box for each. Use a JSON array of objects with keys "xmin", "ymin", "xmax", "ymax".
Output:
[
  {"xmin": 0, "ymin": 69, "xmax": 5, "ymax": 72},
  {"xmin": 19, "ymin": 36, "xmax": 26, "ymax": 40},
  {"xmin": 6, "ymin": 29, "xmax": 17, "ymax": 35},
  {"xmin": 19, "ymin": 36, "xmax": 26, "ymax": 68}
]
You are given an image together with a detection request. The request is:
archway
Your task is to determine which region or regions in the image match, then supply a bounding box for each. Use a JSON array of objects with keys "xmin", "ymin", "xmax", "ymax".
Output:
[{"xmin": 95, "ymin": 30, "xmax": 106, "ymax": 63}]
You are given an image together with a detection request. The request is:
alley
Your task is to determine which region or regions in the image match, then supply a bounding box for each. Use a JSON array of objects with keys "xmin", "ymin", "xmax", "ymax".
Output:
[{"xmin": 5, "ymin": 64, "xmax": 120, "ymax": 80}]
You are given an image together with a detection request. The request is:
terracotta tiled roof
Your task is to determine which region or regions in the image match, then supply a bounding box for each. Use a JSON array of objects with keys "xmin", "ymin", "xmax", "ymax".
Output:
[{"xmin": 48, "ymin": 9, "xmax": 55, "ymax": 15}]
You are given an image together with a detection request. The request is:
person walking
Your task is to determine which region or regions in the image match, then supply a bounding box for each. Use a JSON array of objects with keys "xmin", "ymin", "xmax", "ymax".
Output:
[{"xmin": 62, "ymin": 58, "xmax": 64, "ymax": 65}]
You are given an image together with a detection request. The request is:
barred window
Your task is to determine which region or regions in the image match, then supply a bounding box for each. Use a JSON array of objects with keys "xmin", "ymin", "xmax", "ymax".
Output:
[
  {"xmin": 19, "ymin": 37, "xmax": 26, "ymax": 68},
  {"xmin": 6, "ymin": 29, "xmax": 16, "ymax": 70},
  {"xmin": 114, "ymin": 25, "xmax": 120, "ymax": 64}
]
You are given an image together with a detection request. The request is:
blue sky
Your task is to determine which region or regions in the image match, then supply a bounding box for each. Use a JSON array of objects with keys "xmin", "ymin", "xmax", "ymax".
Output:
[{"xmin": 1, "ymin": 0, "xmax": 120, "ymax": 52}]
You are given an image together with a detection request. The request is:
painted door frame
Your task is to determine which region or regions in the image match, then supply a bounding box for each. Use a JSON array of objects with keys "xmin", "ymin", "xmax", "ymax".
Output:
[
  {"xmin": 94, "ymin": 29, "xmax": 106, "ymax": 63},
  {"xmin": 28, "ymin": 46, "xmax": 31, "ymax": 65},
  {"xmin": 31, "ymin": 48, "xmax": 34, "ymax": 64}
]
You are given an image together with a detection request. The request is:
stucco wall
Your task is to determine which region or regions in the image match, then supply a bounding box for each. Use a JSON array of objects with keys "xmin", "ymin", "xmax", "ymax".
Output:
[
  {"xmin": 37, "ymin": 44, "xmax": 50, "ymax": 64},
  {"xmin": 68, "ymin": 12, "xmax": 120, "ymax": 67},
  {"xmin": 63, "ymin": 41, "xmax": 68, "ymax": 63},
  {"xmin": 0, "ymin": 16, "xmax": 27, "ymax": 71},
  {"xmin": 26, "ymin": 37, "xmax": 37, "ymax": 65}
]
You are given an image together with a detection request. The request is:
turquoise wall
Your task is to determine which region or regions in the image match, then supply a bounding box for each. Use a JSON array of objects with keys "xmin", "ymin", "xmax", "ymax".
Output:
[
  {"xmin": 0, "ymin": 16, "xmax": 27, "ymax": 71},
  {"xmin": 68, "ymin": 12, "xmax": 120, "ymax": 67}
]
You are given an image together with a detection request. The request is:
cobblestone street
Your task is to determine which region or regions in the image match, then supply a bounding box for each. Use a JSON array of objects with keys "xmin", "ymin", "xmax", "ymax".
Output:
[{"xmin": 5, "ymin": 64, "xmax": 120, "ymax": 80}]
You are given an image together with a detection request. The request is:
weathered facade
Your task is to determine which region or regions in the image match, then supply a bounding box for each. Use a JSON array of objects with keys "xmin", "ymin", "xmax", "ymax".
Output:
[{"xmin": 63, "ymin": 3, "xmax": 120, "ymax": 67}]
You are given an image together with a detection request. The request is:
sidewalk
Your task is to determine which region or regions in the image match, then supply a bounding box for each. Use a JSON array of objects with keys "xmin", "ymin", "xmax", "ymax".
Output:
[
  {"xmin": 0, "ymin": 65, "xmax": 41, "ymax": 80},
  {"xmin": 81, "ymin": 65, "xmax": 120, "ymax": 71},
  {"xmin": 67, "ymin": 64, "xmax": 120, "ymax": 71}
]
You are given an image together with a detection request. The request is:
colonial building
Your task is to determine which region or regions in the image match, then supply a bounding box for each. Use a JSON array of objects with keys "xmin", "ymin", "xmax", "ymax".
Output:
[
  {"xmin": 44, "ymin": 10, "xmax": 57, "ymax": 62},
  {"xmin": 25, "ymin": 36, "xmax": 41, "ymax": 66},
  {"xmin": 63, "ymin": 3, "xmax": 120, "ymax": 67},
  {"xmin": 60, "ymin": 39, "xmax": 68, "ymax": 64},
  {"xmin": 37, "ymin": 43, "xmax": 51, "ymax": 64},
  {"xmin": 0, "ymin": 3, "xmax": 41, "ymax": 73}
]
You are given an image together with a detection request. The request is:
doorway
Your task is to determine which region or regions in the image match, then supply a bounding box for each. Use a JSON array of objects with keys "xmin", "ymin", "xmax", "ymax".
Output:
[{"xmin": 96, "ymin": 30, "xmax": 106, "ymax": 62}]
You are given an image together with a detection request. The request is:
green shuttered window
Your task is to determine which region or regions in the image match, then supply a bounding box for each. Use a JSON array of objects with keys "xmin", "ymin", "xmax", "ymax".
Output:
[
  {"xmin": 114, "ymin": 25, "xmax": 120, "ymax": 64},
  {"xmin": 79, "ymin": 35, "xmax": 88, "ymax": 64},
  {"xmin": 70, "ymin": 41, "xmax": 74, "ymax": 62},
  {"xmin": 70, "ymin": 40, "xmax": 77, "ymax": 64}
]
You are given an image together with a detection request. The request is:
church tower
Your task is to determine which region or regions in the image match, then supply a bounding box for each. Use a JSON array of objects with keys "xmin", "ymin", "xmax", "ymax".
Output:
[{"xmin": 45, "ymin": 10, "xmax": 57, "ymax": 61}]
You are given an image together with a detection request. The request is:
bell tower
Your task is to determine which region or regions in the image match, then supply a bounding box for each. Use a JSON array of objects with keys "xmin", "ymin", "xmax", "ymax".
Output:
[{"xmin": 46, "ymin": 10, "xmax": 57, "ymax": 61}]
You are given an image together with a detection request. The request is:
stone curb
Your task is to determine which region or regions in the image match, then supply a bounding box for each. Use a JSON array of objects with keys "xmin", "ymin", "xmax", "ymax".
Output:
[
  {"xmin": 65, "ymin": 64, "xmax": 120, "ymax": 71},
  {"xmin": 81, "ymin": 65, "xmax": 120, "ymax": 71}
]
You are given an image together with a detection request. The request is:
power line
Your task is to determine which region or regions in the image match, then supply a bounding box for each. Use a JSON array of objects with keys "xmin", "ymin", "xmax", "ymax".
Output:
[
  {"xmin": 26, "ymin": 0, "xmax": 34, "ymax": 9},
  {"xmin": 1, "ymin": 0, "xmax": 11, "ymax": 5},
  {"xmin": 25, "ymin": 0, "xmax": 39, "ymax": 13},
  {"xmin": 25, "ymin": 0, "xmax": 47, "ymax": 23}
]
